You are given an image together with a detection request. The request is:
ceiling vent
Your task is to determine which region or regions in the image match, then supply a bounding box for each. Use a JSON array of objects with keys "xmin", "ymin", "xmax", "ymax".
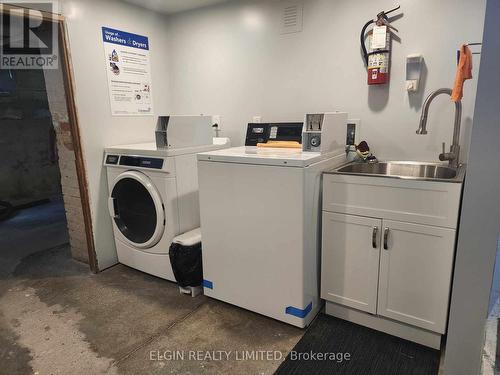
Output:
[{"xmin": 280, "ymin": 1, "xmax": 303, "ymax": 34}]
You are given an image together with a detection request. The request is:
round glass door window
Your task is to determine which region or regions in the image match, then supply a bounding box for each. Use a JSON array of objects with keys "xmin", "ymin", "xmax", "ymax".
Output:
[{"xmin": 111, "ymin": 177, "xmax": 159, "ymax": 245}]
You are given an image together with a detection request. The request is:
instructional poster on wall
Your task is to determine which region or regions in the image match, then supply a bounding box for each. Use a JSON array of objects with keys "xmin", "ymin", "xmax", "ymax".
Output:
[{"xmin": 101, "ymin": 27, "xmax": 153, "ymax": 116}]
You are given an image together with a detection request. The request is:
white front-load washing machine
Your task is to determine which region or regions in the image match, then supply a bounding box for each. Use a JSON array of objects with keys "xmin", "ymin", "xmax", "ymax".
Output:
[{"xmin": 104, "ymin": 139, "xmax": 229, "ymax": 280}]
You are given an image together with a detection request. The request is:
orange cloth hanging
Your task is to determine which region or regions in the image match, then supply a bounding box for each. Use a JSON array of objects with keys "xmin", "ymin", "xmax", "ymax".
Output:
[{"xmin": 451, "ymin": 44, "xmax": 473, "ymax": 102}]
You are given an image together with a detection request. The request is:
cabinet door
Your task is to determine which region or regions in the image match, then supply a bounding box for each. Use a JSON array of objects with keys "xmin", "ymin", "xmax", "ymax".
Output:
[
  {"xmin": 377, "ymin": 220, "xmax": 456, "ymax": 333},
  {"xmin": 321, "ymin": 212, "xmax": 381, "ymax": 314}
]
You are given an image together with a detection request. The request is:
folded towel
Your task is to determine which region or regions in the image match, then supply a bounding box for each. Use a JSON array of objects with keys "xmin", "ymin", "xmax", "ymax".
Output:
[
  {"xmin": 256, "ymin": 141, "xmax": 302, "ymax": 148},
  {"xmin": 451, "ymin": 44, "xmax": 473, "ymax": 102}
]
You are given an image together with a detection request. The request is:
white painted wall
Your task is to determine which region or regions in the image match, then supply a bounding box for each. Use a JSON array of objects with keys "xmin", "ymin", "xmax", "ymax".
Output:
[
  {"xmin": 166, "ymin": 0, "xmax": 485, "ymax": 162},
  {"xmin": 62, "ymin": 0, "xmax": 171, "ymax": 269},
  {"xmin": 59, "ymin": 0, "xmax": 486, "ymax": 270}
]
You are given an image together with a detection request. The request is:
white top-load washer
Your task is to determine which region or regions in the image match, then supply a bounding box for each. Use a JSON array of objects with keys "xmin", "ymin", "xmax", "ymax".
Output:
[
  {"xmin": 197, "ymin": 112, "xmax": 348, "ymax": 328},
  {"xmin": 104, "ymin": 115, "xmax": 230, "ymax": 281}
]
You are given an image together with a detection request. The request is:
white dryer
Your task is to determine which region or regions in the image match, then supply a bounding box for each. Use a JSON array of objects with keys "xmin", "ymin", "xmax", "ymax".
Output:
[{"xmin": 104, "ymin": 139, "xmax": 230, "ymax": 280}]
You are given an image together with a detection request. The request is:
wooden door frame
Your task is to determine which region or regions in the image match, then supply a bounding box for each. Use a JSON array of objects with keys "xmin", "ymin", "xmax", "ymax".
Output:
[
  {"xmin": 0, "ymin": 4, "xmax": 98, "ymax": 272},
  {"xmin": 57, "ymin": 19, "xmax": 98, "ymax": 273}
]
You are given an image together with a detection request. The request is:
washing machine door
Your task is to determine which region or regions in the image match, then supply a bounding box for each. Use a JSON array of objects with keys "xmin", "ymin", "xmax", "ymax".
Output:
[{"xmin": 108, "ymin": 170, "xmax": 165, "ymax": 249}]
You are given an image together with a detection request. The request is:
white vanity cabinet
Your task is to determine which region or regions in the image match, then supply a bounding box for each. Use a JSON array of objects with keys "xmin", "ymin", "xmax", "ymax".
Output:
[
  {"xmin": 321, "ymin": 212, "xmax": 381, "ymax": 314},
  {"xmin": 321, "ymin": 173, "xmax": 463, "ymax": 349},
  {"xmin": 377, "ymin": 220, "xmax": 456, "ymax": 333}
]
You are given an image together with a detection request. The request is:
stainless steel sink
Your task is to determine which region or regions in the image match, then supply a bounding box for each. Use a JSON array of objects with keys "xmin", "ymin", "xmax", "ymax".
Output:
[{"xmin": 331, "ymin": 161, "xmax": 465, "ymax": 182}]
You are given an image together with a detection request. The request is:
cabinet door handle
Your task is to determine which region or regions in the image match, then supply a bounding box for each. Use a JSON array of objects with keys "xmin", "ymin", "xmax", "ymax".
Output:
[
  {"xmin": 383, "ymin": 227, "xmax": 390, "ymax": 250},
  {"xmin": 372, "ymin": 226, "xmax": 378, "ymax": 249}
]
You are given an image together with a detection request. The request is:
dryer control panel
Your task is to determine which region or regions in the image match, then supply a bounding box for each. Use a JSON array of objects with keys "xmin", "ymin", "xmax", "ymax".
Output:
[
  {"xmin": 120, "ymin": 156, "xmax": 164, "ymax": 169},
  {"xmin": 105, "ymin": 154, "xmax": 164, "ymax": 170},
  {"xmin": 245, "ymin": 122, "xmax": 303, "ymax": 146},
  {"xmin": 105, "ymin": 154, "xmax": 119, "ymax": 165}
]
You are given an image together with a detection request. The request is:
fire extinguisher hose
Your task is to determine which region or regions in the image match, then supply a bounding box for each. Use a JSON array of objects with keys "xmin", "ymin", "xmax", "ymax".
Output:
[{"xmin": 360, "ymin": 19, "xmax": 375, "ymax": 66}]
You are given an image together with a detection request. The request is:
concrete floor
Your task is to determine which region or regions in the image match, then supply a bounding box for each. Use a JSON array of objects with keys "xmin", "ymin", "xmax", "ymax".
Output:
[{"xmin": 0, "ymin": 201, "xmax": 304, "ymax": 374}]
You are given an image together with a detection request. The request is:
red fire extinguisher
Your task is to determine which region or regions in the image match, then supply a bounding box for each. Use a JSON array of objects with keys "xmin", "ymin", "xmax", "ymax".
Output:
[{"xmin": 360, "ymin": 5, "xmax": 401, "ymax": 85}]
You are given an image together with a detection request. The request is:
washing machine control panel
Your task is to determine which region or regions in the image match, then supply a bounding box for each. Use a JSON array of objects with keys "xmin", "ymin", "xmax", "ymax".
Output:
[{"xmin": 245, "ymin": 122, "xmax": 303, "ymax": 146}]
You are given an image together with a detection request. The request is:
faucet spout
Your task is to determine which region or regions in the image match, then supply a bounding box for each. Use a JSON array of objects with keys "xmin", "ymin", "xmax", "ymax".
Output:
[{"xmin": 416, "ymin": 88, "xmax": 462, "ymax": 168}]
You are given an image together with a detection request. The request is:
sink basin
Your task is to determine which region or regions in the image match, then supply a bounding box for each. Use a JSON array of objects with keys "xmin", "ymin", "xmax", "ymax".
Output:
[{"xmin": 333, "ymin": 161, "xmax": 465, "ymax": 182}]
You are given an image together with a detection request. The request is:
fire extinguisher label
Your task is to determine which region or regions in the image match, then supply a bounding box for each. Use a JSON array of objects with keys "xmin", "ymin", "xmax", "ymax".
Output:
[
  {"xmin": 367, "ymin": 23, "xmax": 391, "ymax": 85},
  {"xmin": 371, "ymin": 26, "xmax": 388, "ymax": 49},
  {"xmin": 368, "ymin": 53, "xmax": 388, "ymax": 73}
]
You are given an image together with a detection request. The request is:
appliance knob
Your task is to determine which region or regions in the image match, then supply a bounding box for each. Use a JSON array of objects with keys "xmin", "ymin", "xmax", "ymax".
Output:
[{"xmin": 310, "ymin": 135, "xmax": 321, "ymax": 147}]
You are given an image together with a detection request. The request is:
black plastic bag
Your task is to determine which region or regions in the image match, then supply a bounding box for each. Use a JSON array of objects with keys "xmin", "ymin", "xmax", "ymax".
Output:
[{"xmin": 169, "ymin": 242, "xmax": 203, "ymax": 287}]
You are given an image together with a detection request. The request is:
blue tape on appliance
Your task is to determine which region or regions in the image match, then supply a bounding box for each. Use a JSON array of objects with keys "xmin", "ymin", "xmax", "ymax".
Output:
[
  {"xmin": 285, "ymin": 302, "xmax": 313, "ymax": 318},
  {"xmin": 202, "ymin": 279, "xmax": 213, "ymax": 289}
]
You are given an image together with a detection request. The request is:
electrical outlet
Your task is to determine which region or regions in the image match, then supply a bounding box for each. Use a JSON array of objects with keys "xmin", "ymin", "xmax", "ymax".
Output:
[
  {"xmin": 212, "ymin": 115, "xmax": 221, "ymax": 126},
  {"xmin": 211, "ymin": 115, "xmax": 222, "ymax": 137},
  {"xmin": 347, "ymin": 119, "xmax": 361, "ymax": 145}
]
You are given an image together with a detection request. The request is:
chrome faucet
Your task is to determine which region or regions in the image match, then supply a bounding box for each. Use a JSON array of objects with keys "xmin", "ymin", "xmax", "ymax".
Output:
[{"xmin": 416, "ymin": 88, "xmax": 462, "ymax": 168}]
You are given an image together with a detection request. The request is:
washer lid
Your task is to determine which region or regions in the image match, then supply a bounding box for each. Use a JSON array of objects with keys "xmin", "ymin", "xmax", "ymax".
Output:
[
  {"xmin": 197, "ymin": 146, "xmax": 332, "ymax": 167},
  {"xmin": 108, "ymin": 170, "xmax": 165, "ymax": 249}
]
